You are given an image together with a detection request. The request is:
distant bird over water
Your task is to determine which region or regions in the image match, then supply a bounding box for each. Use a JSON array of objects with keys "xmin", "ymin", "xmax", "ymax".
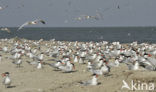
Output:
[
  {"xmin": 17, "ymin": 19, "xmax": 46, "ymax": 31},
  {"xmin": 0, "ymin": 5, "xmax": 8, "ymax": 11},
  {"xmin": 75, "ymin": 10, "xmax": 103, "ymax": 21},
  {"xmin": 0, "ymin": 28, "xmax": 11, "ymax": 33},
  {"xmin": 117, "ymin": 5, "xmax": 120, "ymax": 9}
]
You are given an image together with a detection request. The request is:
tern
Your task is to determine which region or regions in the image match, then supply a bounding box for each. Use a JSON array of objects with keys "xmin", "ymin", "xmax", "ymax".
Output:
[
  {"xmin": 37, "ymin": 60, "xmax": 43, "ymax": 69},
  {"xmin": 79, "ymin": 74, "xmax": 100, "ymax": 86},
  {"xmin": 126, "ymin": 61, "xmax": 139, "ymax": 70},
  {"xmin": 17, "ymin": 19, "xmax": 46, "ymax": 31},
  {"xmin": 1, "ymin": 72, "xmax": 11, "ymax": 88},
  {"xmin": 12, "ymin": 59, "xmax": 22, "ymax": 68},
  {"xmin": 1, "ymin": 28, "xmax": 11, "ymax": 33},
  {"xmin": 45, "ymin": 60, "xmax": 63, "ymax": 69},
  {"xmin": 89, "ymin": 63, "xmax": 110, "ymax": 75},
  {"xmin": 58, "ymin": 63, "xmax": 75, "ymax": 73}
]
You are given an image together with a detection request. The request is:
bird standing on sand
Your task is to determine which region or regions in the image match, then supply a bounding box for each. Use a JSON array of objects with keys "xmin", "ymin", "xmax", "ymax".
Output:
[
  {"xmin": 17, "ymin": 19, "xmax": 46, "ymax": 31},
  {"xmin": 37, "ymin": 60, "xmax": 43, "ymax": 69},
  {"xmin": 58, "ymin": 62, "xmax": 75, "ymax": 73},
  {"xmin": 12, "ymin": 59, "xmax": 22, "ymax": 68},
  {"xmin": 79, "ymin": 74, "xmax": 100, "ymax": 86},
  {"xmin": 45, "ymin": 60, "xmax": 64, "ymax": 69},
  {"xmin": 126, "ymin": 61, "xmax": 139, "ymax": 70},
  {"xmin": 1, "ymin": 72, "xmax": 11, "ymax": 88}
]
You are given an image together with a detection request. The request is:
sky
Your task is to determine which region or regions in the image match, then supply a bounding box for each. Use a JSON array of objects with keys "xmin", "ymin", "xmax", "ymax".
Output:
[{"xmin": 0, "ymin": 0, "xmax": 156, "ymax": 27}]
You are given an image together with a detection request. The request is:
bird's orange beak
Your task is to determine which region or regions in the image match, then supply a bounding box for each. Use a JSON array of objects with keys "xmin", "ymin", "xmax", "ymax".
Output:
[
  {"xmin": 61, "ymin": 62, "xmax": 65, "ymax": 64},
  {"xmin": 96, "ymin": 74, "xmax": 98, "ymax": 78},
  {"xmin": 148, "ymin": 54, "xmax": 152, "ymax": 57},
  {"xmin": 1, "ymin": 73, "xmax": 5, "ymax": 77},
  {"xmin": 73, "ymin": 65, "xmax": 75, "ymax": 70},
  {"xmin": 40, "ymin": 61, "xmax": 43, "ymax": 64}
]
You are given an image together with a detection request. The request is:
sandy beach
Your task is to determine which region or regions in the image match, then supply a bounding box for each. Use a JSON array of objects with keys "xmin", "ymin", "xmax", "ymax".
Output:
[{"xmin": 0, "ymin": 38, "xmax": 156, "ymax": 92}]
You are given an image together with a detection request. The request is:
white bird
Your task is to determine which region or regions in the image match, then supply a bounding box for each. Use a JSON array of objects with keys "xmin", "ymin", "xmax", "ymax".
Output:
[
  {"xmin": 1, "ymin": 28, "xmax": 11, "ymax": 33},
  {"xmin": 0, "ymin": 6, "xmax": 3, "ymax": 10},
  {"xmin": 79, "ymin": 74, "xmax": 100, "ymax": 86},
  {"xmin": 1, "ymin": 72, "xmax": 11, "ymax": 88},
  {"xmin": 37, "ymin": 61, "xmax": 43, "ymax": 69},
  {"xmin": 37, "ymin": 53, "xmax": 44, "ymax": 61},
  {"xmin": 126, "ymin": 61, "xmax": 139, "ymax": 70},
  {"xmin": 74, "ymin": 55, "xmax": 78, "ymax": 62},
  {"xmin": 3, "ymin": 46, "xmax": 8, "ymax": 52},
  {"xmin": 17, "ymin": 19, "xmax": 46, "ymax": 31},
  {"xmin": 58, "ymin": 63, "xmax": 75, "ymax": 73},
  {"xmin": 0, "ymin": 5, "xmax": 8, "ymax": 10},
  {"xmin": 90, "ymin": 63, "xmax": 110, "ymax": 75},
  {"xmin": 12, "ymin": 59, "xmax": 22, "ymax": 68},
  {"xmin": 45, "ymin": 60, "xmax": 63, "ymax": 69}
]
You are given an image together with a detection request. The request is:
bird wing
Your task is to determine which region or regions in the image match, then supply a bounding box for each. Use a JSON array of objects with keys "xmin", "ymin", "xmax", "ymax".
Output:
[
  {"xmin": 17, "ymin": 22, "xmax": 29, "ymax": 31},
  {"xmin": 80, "ymin": 80, "xmax": 92, "ymax": 86},
  {"xmin": 12, "ymin": 61, "xmax": 17, "ymax": 64},
  {"xmin": 58, "ymin": 66, "xmax": 65, "ymax": 70},
  {"xmin": 125, "ymin": 63, "xmax": 133, "ymax": 70},
  {"xmin": 95, "ymin": 12, "xmax": 104, "ymax": 20},
  {"xmin": 147, "ymin": 58, "xmax": 156, "ymax": 66},
  {"xmin": 145, "ymin": 65, "xmax": 156, "ymax": 71},
  {"xmin": 40, "ymin": 20, "xmax": 46, "ymax": 24},
  {"xmin": 6, "ymin": 29, "xmax": 11, "ymax": 33},
  {"xmin": 34, "ymin": 19, "xmax": 46, "ymax": 24}
]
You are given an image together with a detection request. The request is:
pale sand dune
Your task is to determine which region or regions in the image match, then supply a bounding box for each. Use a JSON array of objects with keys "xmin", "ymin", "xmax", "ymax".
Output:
[{"xmin": 0, "ymin": 39, "xmax": 156, "ymax": 92}]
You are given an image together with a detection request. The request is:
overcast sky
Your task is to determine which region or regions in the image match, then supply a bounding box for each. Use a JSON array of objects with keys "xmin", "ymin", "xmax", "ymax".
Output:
[{"xmin": 0, "ymin": 0, "xmax": 156, "ymax": 27}]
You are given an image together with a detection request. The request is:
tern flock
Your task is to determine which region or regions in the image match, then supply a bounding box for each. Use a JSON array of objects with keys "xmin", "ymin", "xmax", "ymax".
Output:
[{"xmin": 1, "ymin": 38, "xmax": 156, "ymax": 88}]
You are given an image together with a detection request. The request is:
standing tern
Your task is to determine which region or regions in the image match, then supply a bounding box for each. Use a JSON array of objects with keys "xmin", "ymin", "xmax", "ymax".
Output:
[
  {"xmin": 1, "ymin": 72, "xmax": 11, "ymax": 88},
  {"xmin": 79, "ymin": 74, "xmax": 100, "ymax": 86}
]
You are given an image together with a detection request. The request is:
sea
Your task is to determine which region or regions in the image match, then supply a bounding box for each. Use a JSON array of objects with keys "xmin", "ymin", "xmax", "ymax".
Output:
[{"xmin": 0, "ymin": 27, "xmax": 156, "ymax": 43}]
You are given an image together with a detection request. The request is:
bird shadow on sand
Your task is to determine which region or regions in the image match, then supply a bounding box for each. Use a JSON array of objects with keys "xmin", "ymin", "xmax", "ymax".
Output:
[
  {"xmin": 62, "ymin": 70, "xmax": 78, "ymax": 73},
  {"xmin": 46, "ymin": 59, "xmax": 58, "ymax": 61},
  {"xmin": 15, "ymin": 66, "xmax": 24, "ymax": 68},
  {"xmin": 97, "ymin": 82, "xmax": 102, "ymax": 85},
  {"xmin": 53, "ymin": 69, "xmax": 62, "ymax": 71},
  {"xmin": 104, "ymin": 73, "xmax": 113, "ymax": 77},
  {"xmin": 7, "ymin": 85, "xmax": 16, "ymax": 88},
  {"xmin": 78, "ymin": 82, "xmax": 101, "ymax": 86}
]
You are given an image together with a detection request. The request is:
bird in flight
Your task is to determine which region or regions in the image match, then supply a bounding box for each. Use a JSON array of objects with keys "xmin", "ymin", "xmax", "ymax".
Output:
[
  {"xmin": 0, "ymin": 27, "xmax": 11, "ymax": 33},
  {"xmin": 0, "ymin": 5, "xmax": 8, "ymax": 11},
  {"xmin": 17, "ymin": 19, "xmax": 46, "ymax": 31}
]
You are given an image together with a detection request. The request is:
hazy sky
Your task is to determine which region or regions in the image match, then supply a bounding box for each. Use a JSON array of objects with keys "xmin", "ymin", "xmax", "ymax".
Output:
[{"xmin": 0, "ymin": 0, "xmax": 156, "ymax": 27}]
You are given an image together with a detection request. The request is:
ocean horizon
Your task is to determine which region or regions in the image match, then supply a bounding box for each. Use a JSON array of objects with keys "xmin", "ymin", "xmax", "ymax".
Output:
[{"xmin": 0, "ymin": 27, "xmax": 156, "ymax": 43}]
